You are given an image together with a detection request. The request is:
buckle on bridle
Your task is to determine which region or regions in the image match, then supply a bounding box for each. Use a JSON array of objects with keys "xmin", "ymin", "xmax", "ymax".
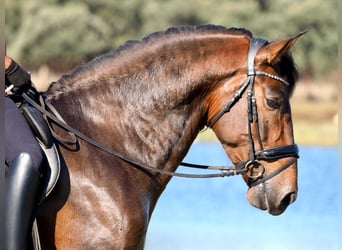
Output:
[{"xmin": 245, "ymin": 160, "xmax": 265, "ymax": 180}]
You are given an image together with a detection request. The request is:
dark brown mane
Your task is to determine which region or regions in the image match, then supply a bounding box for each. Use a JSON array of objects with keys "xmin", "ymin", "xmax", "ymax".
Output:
[
  {"xmin": 45, "ymin": 24, "xmax": 297, "ymax": 99},
  {"xmin": 45, "ymin": 25, "xmax": 252, "ymax": 97},
  {"xmin": 112, "ymin": 25, "xmax": 252, "ymax": 58}
]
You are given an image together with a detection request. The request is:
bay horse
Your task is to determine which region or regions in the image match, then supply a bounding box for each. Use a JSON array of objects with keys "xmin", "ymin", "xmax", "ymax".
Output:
[{"xmin": 34, "ymin": 25, "xmax": 304, "ymax": 249}]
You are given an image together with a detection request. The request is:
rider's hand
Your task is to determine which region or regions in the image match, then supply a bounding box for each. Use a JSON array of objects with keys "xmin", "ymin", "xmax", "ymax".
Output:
[{"xmin": 5, "ymin": 58, "xmax": 32, "ymax": 94}]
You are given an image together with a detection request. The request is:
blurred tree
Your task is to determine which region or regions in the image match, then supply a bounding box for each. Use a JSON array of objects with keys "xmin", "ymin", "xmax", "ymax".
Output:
[
  {"xmin": 256, "ymin": 0, "xmax": 269, "ymax": 12},
  {"xmin": 5, "ymin": 0, "xmax": 337, "ymax": 80}
]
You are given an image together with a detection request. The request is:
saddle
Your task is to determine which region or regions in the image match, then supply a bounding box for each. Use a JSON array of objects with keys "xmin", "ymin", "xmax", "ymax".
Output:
[{"xmin": 20, "ymin": 103, "xmax": 61, "ymax": 201}]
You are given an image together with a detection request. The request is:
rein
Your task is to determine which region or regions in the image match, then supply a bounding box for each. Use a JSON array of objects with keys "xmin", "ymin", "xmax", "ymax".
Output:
[
  {"xmin": 22, "ymin": 93, "xmax": 246, "ymax": 178},
  {"xmin": 22, "ymin": 36, "xmax": 298, "ymax": 185}
]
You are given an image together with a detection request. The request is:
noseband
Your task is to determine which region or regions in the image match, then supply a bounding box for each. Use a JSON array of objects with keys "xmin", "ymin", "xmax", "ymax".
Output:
[{"xmin": 208, "ymin": 37, "xmax": 299, "ymax": 187}]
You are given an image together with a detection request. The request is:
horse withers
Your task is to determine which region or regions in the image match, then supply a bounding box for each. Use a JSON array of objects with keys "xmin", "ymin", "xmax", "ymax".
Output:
[{"xmin": 32, "ymin": 25, "xmax": 305, "ymax": 249}]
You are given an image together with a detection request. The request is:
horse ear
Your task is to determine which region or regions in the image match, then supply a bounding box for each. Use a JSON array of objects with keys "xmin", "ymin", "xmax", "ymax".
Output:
[{"xmin": 257, "ymin": 31, "xmax": 307, "ymax": 65}]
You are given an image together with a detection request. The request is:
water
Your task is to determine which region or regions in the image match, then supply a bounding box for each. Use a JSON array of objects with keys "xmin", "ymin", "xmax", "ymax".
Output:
[{"xmin": 145, "ymin": 143, "xmax": 338, "ymax": 250}]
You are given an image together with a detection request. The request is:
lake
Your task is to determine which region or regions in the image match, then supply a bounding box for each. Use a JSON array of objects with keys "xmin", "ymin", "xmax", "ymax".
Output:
[{"xmin": 145, "ymin": 143, "xmax": 338, "ymax": 250}]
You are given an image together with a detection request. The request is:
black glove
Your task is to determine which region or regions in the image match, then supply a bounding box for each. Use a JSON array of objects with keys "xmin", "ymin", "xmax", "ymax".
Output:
[{"xmin": 5, "ymin": 59, "xmax": 32, "ymax": 94}]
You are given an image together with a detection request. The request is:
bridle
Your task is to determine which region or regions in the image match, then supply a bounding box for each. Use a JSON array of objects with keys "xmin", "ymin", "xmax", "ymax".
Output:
[
  {"xmin": 207, "ymin": 37, "xmax": 299, "ymax": 187},
  {"xmin": 22, "ymin": 37, "xmax": 298, "ymax": 186}
]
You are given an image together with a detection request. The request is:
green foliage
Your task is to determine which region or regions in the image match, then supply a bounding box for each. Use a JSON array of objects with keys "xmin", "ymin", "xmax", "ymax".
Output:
[{"xmin": 5, "ymin": 0, "xmax": 337, "ymax": 79}]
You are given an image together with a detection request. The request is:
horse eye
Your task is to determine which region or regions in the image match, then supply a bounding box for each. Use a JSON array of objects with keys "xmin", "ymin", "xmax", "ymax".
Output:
[{"xmin": 266, "ymin": 98, "xmax": 282, "ymax": 109}]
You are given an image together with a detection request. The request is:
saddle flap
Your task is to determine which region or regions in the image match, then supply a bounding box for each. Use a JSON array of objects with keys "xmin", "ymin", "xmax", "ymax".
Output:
[{"xmin": 21, "ymin": 105, "xmax": 54, "ymax": 148}]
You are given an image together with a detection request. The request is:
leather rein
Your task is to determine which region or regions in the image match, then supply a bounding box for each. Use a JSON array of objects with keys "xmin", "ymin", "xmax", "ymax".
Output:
[{"xmin": 22, "ymin": 36, "xmax": 299, "ymax": 186}]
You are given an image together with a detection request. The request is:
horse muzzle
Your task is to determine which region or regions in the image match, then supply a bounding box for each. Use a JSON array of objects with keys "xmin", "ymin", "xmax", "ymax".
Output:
[{"xmin": 246, "ymin": 159, "xmax": 298, "ymax": 215}]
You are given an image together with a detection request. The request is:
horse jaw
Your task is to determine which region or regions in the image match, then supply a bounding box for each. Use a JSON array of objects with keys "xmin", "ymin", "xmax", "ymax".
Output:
[{"xmin": 246, "ymin": 175, "xmax": 297, "ymax": 215}]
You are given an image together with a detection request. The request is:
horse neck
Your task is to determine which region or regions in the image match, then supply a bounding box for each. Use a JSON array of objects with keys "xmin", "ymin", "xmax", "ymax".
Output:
[{"xmin": 47, "ymin": 35, "xmax": 248, "ymax": 174}]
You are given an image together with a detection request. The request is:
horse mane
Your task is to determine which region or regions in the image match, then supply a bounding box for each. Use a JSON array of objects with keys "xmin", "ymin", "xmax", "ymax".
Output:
[
  {"xmin": 112, "ymin": 25, "xmax": 253, "ymax": 58},
  {"xmin": 45, "ymin": 24, "xmax": 297, "ymax": 98},
  {"xmin": 45, "ymin": 25, "xmax": 252, "ymax": 97}
]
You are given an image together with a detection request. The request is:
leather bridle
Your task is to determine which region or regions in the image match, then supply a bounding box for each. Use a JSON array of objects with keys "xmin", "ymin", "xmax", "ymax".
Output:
[
  {"xmin": 22, "ymin": 36, "xmax": 298, "ymax": 186},
  {"xmin": 207, "ymin": 37, "xmax": 299, "ymax": 187}
]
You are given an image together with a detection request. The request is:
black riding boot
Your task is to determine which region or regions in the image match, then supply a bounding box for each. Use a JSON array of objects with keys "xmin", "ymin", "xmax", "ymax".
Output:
[{"xmin": 5, "ymin": 152, "xmax": 42, "ymax": 250}]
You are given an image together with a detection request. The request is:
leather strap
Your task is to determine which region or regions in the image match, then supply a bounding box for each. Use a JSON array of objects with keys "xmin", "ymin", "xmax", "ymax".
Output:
[
  {"xmin": 255, "ymin": 144, "xmax": 299, "ymax": 160},
  {"xmin": 22, "ymin": 93, "xmax": 246, "ymax": 178},
  {"xmin": 247, "ymin": 37, "xmax": 268, "ymax": 76},
  {"xmin": 249, "ymin": 157, "xmax": 297, "ymax": 187}
]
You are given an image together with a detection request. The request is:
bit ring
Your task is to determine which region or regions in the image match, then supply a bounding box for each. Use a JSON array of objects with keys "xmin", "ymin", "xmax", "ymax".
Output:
[{"xmin": 245, "ymin": 160, "xmax": 265, "ymax": 180}]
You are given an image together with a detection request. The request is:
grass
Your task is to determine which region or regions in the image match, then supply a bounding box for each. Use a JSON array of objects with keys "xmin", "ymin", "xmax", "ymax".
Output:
[
  {"xmin": 291, "ymin": 99, "xmax": 337, "ymax": 146},
  {"xmin": 293, "ymin": 120, "xmax": 337, "ymax": 146},
  {"xmin": 196, "ymin": 117, "xmax": 337, "ymax": 146}
]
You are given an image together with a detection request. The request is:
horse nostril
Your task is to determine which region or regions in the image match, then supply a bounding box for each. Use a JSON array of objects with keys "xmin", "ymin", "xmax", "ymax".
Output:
[{"xmin": 280, "ymin": 192, "xmax": 297, "ymax": 209}]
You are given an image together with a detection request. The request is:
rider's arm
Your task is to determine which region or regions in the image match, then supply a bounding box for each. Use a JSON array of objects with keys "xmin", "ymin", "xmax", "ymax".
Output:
[{"xmin": 5, "ymin": 56, "xmax": 32, "ymax": 93}]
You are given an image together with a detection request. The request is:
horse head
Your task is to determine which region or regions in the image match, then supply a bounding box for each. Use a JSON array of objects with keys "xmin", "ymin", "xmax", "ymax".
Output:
[{"xmin": 207, "ymin": 32, "xmax": 305, "ymax": 215}]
